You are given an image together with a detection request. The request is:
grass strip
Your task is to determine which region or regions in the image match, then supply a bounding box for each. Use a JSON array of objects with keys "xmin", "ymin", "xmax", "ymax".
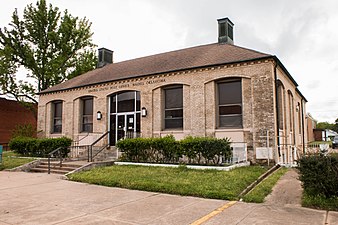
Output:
[
  {"xmin": 302, "ymin": 193, "xmax": 338, "ymax": 211},
  {"xmin": 68, "ymin": 165, "xmax": 268, "ymax": 200},
  {"xmin": 0, "ymin": 151, "xmax": 36, "ymax": 170},
  {"xmin": 242, "ymin": 167, "xmax": 288, "ymax": 203}
]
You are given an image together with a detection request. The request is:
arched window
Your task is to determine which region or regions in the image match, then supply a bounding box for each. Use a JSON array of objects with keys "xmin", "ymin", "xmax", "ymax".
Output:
[
  {"xmin": 277, "ymin": 81, "xmax": 285, "ymax": 129},
  {"xmin": 288, "ymin": 91, "xmax": 294, "ymax": 132},
  {"xmin": 217, "ymin": 79, "xmax": 242, "ymax": 128}
]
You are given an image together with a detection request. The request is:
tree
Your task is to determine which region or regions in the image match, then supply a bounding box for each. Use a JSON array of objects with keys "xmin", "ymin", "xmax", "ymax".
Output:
[
  {"xmin": 317, "ymin": 119, "xmax": 338, "ymax": 133},
  {"xmin": 0, "ymin": 0, "xmax": 97, "ymax": 103}
]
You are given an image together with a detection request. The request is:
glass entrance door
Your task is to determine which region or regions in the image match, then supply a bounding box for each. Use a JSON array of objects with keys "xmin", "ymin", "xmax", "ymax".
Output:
[
  {"xmin": 109, "ymin": 91, "xmax": 141, "ymax": 145},
  {"xmin": 117, "ymin": 115, "xmax": 126, "ymax": 141}
]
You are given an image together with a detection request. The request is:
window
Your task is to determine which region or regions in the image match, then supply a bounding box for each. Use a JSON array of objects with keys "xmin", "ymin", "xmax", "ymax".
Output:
[
  {"xmin": 164, "ymin": 85, "xmax": 183, "ymax": 129},
  {"xmin": 217, "ymin": 80, "xmax": 242, "ymax": 128},
  {"xmin": 288, "ymin": 92, "xmax": 294, "ymax": 132},
  {"xmin": 82, "ymin": 97, "xmax": 93, "ymax": 132},
  {"xmin": 297, "ymin": 102, "xmax": 302, "ymax": 134},
  {"xmin": 111, "ymin": 91, "xmax": 140, "ymax": 113},
  {"xmin": 277, "ymin": 81, "xmax": 285, "ymax": 129},
  {"xmin": 52, "ymin": 101, "xmax": 62, "ymax": 133}
]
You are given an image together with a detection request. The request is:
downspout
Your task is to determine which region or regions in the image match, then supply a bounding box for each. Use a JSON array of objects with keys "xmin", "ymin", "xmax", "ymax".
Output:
[
  {"xmin": 301, "ymin": 100, "xmax": 305, "ymax": 153},
  {"xmin": 274, "ymin": 60, "xmax": 281, "ymax": 157}
]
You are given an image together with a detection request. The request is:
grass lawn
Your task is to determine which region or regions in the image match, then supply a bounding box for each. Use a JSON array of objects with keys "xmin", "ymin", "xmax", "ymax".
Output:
[
  {"xmin": 0, "ymin": 151, "xmax": 36, "ymax": 171},
  {"xmin": 242, "ymin": 167, "xmax": 288, "ymax": 203},
  {"xmin": 68, "ymin": 165, "xmax": 268, "ymax": 200},
  {"xmin": 302, "ymin": 193, "xmax": 338, "ymax": 211}
]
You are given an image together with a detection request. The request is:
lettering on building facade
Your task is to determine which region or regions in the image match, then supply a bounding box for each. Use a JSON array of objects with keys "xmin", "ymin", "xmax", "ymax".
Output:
[{"xmin": 88, "ymin": 78, "xmax": 166, "ymax": 93}]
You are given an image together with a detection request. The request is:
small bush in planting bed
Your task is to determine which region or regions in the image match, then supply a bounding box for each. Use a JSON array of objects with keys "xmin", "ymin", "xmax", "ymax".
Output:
[
  {"xmin": 9, "ymin": 137, "xmax": 72, "ymax": 157},
  {"xmin": 117, "ymin": 135, "xmax": 231, "ymax": 165}
]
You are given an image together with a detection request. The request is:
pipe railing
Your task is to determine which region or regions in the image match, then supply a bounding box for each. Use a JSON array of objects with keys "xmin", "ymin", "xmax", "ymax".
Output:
[
  {"xmin": 48, "ymin": 147, "xmax": 64, "ymax": 174},
  {"xmin": 89, "ymin": 131, "xmax": 110, "ymax": 162}
]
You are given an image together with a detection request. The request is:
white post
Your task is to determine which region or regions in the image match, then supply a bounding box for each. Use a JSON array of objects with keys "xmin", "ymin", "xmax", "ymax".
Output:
[{"xmin": 267, "ymin": 130, "xmax": 270, "ymax": 166}]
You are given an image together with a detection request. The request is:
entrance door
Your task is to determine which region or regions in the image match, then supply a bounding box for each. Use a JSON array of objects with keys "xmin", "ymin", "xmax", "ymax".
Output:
[
  {"xmin": 117, "ymin": 115, "xmax": 126, "ymax": 141},
  {"xmin": 109, "ymin": 91, "xmax": 141, "ymax": 145}
]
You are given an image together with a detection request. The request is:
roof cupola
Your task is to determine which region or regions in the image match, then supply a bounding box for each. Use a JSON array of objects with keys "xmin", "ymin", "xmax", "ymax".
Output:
[{"xmin": 217, "ymin": 18, "xmax": 234, "ymax": 44}]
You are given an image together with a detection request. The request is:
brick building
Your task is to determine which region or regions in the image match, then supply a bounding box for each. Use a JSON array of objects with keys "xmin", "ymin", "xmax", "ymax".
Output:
[
  {"xmin": 0, "ymin": 97, "xmax": 37, "ymax": 146},
  {"xmin": 38, "ymin": 18, "xmax": 307, "ymax": 164}
]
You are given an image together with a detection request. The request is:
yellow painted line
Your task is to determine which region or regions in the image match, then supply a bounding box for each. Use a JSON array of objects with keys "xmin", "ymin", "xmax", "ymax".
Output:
[{"xmin": 190, "ymin": 201, "xmax": 237, "ymax": 225}]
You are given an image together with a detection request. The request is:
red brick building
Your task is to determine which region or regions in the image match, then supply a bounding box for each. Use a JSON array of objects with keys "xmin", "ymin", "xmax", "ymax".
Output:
[{"xmin": 0, "ymin": 97, "xmax": 37, "ymax": 146}]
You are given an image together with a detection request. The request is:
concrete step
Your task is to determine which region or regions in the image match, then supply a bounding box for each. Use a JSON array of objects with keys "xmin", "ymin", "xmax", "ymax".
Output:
[
  {"xmin": 29, "ymin": 161, "xmax": 87, "ymax": 175},
  {"xmin": 39, "ymin": 162, "xmax": 84, "ymax": 168},
  {"xmin": 34, "ymin": 165, "xmax": 76, "ymax": 172},
  {"xmin": 29, "ymin": 167, "xmax": 70, "ymax": 175}
]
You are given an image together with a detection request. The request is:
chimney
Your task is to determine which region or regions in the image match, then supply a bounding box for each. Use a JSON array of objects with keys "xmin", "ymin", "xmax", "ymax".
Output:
[
  {"xmin": 217, "ymin": 18, "xmax": 234, "ymax": 44},
  {"xmin": 98, "ymin": 48, "xmax": 113, "ymax": 68}
]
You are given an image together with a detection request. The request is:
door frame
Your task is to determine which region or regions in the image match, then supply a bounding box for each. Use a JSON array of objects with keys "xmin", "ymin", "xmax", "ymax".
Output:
[{"xmin": 108, "ymin": 91, "xmax": 141, "ymax": 146}]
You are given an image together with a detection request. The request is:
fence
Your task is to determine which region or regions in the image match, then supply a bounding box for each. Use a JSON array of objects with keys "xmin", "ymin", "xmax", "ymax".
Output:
[
  {"xmin": 223, "ymin": 142, "xmax": 247, "ymax": 164},
  {"xmin": 278, "ymin": 144, "xmax": 299, "ymax": 166}
]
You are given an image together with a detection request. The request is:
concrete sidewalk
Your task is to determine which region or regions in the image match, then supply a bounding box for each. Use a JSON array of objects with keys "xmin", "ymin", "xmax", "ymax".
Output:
[{"xmin": 0, "ymin": 171, "xmax": 337, "ymax": 225}]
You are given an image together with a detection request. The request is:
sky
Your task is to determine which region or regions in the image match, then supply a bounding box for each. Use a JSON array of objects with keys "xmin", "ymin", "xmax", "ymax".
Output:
[{"xmin": 0, "ymin": 0, "xmax": 337, "ymax": 123}]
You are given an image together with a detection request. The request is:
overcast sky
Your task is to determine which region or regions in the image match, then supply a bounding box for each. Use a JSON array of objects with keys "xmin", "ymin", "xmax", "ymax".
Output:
[{"xmin": 1, "ymin": 0, "xmax": 337, "ymax": 123}]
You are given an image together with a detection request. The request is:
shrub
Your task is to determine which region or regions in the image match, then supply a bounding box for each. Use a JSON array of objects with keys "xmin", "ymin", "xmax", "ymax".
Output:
[
  {"xmin": 117, "ymin": 135, "xmax": 231, "ymax": 165},
  {"xmin": 150, "ymin": 135, "xmax": 181, "ymax": 163},
  {"xmin": 11, "ymin": 124, "xmax": 36, "ymax": 138},
  {"xmin": 117, "ymin": 137, "xmax": 151, "ymax": 162},
  {"xmin": 298, "ymin": 154, "xmax": 338, "ymax": 198},
  {"xmin": 180, "ymin": 136, "xmax": 231, "ymax": 164},
  {"xmin": 9, "ymin": 137, "xmax": 72, "ymax": 157}
]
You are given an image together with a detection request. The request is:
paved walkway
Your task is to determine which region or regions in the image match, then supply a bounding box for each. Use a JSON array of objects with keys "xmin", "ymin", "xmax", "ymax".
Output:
[{"xmin": 0, "ymin": 170, "xmax": 337, "ymax": 225}]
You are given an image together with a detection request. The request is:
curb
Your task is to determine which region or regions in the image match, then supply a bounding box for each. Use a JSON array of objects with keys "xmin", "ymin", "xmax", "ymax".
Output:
[
  {"xmin": 63, "ymin": 160, "xmax": 115, "ymax": 179},
  {"xmin": 238, "ymin": 164, "xmax": 281, "ymax": 198}
]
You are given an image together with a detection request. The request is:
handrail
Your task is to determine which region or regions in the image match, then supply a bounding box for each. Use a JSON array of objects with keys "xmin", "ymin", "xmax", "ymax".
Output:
[
  {"xmin": 91, "ymin": 143, "xmax": 110, "ymax": 160},
  {"xmin": 48, "ymin": 147, "xmax": 63, "ymax": 174},
  {"xmin": 73, "ymin": 132, "xmax": 90, "ymax": 146},
  {"xmin": 89, "ymin": 131, "xmax": 110, "ymax": 162}
]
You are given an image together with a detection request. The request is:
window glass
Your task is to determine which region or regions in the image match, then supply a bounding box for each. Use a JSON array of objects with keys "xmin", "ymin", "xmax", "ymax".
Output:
[
  {"xmin": 136, "ymin": 92, "xmax": 140, "ymax": 111},
  {"xmin": 83, "ymin": 98, "xmax": 93, "ymax": 115},
  {"xmin": 277, "ymin": 82, "xmax": 284, "ymax": 129},
  {"xmin": 217, "ymin": 80, "xmax": 242, "ymax": 128},
  {"xmin": 218, "ymin": 81, "xmax": 241, "ymax": 105},
  {"xmin": 82, "ymin": 97, "xmax": 93, "ymax": 133},
  {"xmin": 164, "ymin": 86, "xmax": 183, "ymax": 129},
  {"xmin": 117, "ymin": 91, "xmax": 135, "ymax": 112},
  {"xmin": 53, "ymin": 101, "xmax": 62, "ymax": 133}
]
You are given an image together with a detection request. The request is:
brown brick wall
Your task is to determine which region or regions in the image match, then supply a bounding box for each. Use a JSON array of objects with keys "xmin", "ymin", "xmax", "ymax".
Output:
[{"xmin": 0, "ymin": 98, "xmax": 37, "ymax": 144}]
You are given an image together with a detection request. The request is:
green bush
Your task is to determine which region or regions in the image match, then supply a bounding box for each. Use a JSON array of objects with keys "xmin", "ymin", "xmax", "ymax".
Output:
[
  {"xmin": 117, "ymin": 135, "xmax": 231, "ymax": 165},
  {"xmin": 298, "ymin": 154, "xmax": 338, "ymax": 198},
  {"xmin": 181, "ymin": 136, "xmax": 231, "ymax": 164},
  {"xmin": 11, "ymin": 124, "xmax": 37, "ymax": 138},
  {"xmin": 9, "ymin": 137, "xmax": 72, "ymax": 157}
]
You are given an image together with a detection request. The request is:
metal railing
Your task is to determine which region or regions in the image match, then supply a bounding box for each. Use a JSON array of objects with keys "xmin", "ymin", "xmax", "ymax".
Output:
[
  {"xmin": 125, "ymin": 131, "xmax": 141, "ymax": 139},
  {"xmin": 69, "ymin": 145, "xmax": 90, "ymax": 159},
  {"xmin": 88, "ymin": 131, "xmax": 110, "ymax": 162},
  {"xmin": 72, "ymin": 133, "xmax": 90, "ymax": 147},
  {"xmin": 47, "ymin": 147, "xmax": 64, "ymax": 174},
  {"xmin": 221, "ymin": 142, "xmax": 248, "ymax": 165}
]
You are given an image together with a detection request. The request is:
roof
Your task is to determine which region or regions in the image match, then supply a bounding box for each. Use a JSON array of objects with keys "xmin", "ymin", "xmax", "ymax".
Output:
[{"xmin": 40, "ymin": 43, "xmax": 272, "ymax": 94}]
